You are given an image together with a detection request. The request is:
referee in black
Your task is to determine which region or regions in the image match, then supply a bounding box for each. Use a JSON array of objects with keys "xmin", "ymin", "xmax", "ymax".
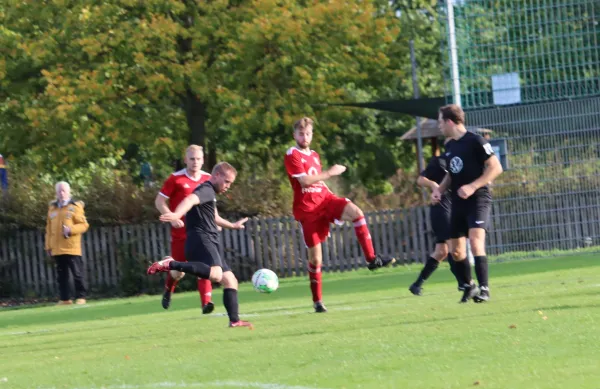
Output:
[
  {"xmin": 148, "ymin": 162, "xmax": 253, "ymax": 329},
  {"xmin": 433, "ymin": 104, "xmax": 503, "ymax": 303},
  {"xmin": 409, "ymin": 142, "xmax": 462, "ymax": 296}
]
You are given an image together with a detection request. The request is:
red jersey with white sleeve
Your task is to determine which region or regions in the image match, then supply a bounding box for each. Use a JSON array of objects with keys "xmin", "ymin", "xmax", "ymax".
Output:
[
  {"xmin": 159, "ymin": 169, "xmax": 211, "ymax": 240},
  {"xmin": 284, "ymin": 146, "xmax": 332, "ymax": 219}
]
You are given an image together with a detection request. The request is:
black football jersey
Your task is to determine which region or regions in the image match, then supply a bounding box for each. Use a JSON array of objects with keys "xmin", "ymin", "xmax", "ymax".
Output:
[
  {"xmin": 443, "ymin": 131, "xmax": 495, "ymax": 195},
  {"xmin": 186, "ymin": 181, "xmax": 220, "ymax": 245}
]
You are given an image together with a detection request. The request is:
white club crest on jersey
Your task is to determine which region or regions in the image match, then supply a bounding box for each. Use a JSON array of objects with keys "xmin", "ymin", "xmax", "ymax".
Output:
[
  {"xmin": 313, "ymin": 157, "xmax": 320, "ymax": 165},
  {"xmin": 483, "ymin": 143, "xmax": 494, "ymax": 155},
  {"xmin": 449, "ymin": 156, "xmax": 464, "ymax": 174}
]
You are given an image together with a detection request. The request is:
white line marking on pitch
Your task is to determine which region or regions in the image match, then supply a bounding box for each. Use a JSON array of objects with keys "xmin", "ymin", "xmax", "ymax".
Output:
[
  {"xmin": 0, "ymin": 329, "xmax": 51, "ymax": 337},
  {"xmin": 36, "ymin": 380, "xmax": 330, "ymax": 389}
]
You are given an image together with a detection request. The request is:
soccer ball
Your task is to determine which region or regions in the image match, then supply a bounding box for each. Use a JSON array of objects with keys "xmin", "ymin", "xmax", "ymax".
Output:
[{"xmin": 252, "ymin": 269, "xmax": 279, "ymax": 293}]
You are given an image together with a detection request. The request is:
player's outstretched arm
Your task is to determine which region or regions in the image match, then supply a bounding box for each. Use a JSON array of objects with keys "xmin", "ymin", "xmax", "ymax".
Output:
[
  {"xmin": 215, "ymin": 208, "xmax": 248, "ymax": 230},
  {"xmin": 470, "ymin": 155, "xmax": 503, "ymax": 190},
  {"xmin": 159, "ymin": 193, "xmax": 200, "ymax": 222},
  {"xmin": 155, "ymin": 193, "xmax": 185, "ymax": 228},
  {"xmin": 155, "ymin": 194, "xmax": 170, "ymax": 215},
  {"xmin": 296, "ymin": 164, "xmax": 346, "ymax": 188},
  {"xmin": 438, "ymin": 173, "xmax": 451, "ymax": 193},
  {"xmin": 417, "ymin": 176, "xmax": 439, "ymax": 191},
  {"xmin": 432, "ymin": 173, "xmax": 451, "ymax": 203}
]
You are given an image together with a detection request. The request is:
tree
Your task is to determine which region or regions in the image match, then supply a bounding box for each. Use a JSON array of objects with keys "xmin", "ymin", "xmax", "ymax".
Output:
[
  {"xmin": 0, "ymin": 0, "xmax": 445, "ymax": 199},
  {"xmin": 1, "ymin": 1, "xmax": 204, "ymax": 175},
  {"xmin": 210, "ymin": 0, "xmax": 446, "ymax": 194}
]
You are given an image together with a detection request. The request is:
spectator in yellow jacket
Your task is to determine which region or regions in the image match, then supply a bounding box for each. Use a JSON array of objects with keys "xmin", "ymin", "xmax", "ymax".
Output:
[{"xmin": 45, "ymin": 181, "xmax": 90, "ymax": 305}]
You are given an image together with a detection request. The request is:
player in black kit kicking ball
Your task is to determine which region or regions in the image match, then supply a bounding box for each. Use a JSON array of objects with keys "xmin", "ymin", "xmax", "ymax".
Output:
[
  {"xmin": 147, "ymin": 162, "xmax": 253, "ymax": 328},
  {"xmin": 432, "ymin": 105, "xmax": 503, "ymax": 303}
]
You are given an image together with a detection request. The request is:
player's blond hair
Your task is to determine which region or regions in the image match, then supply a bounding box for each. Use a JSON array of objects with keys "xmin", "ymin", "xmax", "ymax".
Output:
[
  {"xmin": 185, "ymin": 145, "xmax": 204, "ymax": 155},
  {"xmin": 212, "ymin": 162, "xmax": 237, "ymax": 176},
  {"xmin": 293, "ymin": 117, "xmax": 314, "ymax": 132},
  {"xmin": 185, "ymin": 144, "xmax": 204, "ymax": 157}
]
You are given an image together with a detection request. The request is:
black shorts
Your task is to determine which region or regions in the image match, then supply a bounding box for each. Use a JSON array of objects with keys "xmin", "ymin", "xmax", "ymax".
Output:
[
  {"xmin": 430, "ymin": 203, "xmax": 451, "ymax": 244},
  {"xmin": 450, "ymin": 192, "xmax": 492, "ymax": 239},
  {"xmin": 185, "ymin": 238, "xmax": 230, "ymax": 272}
]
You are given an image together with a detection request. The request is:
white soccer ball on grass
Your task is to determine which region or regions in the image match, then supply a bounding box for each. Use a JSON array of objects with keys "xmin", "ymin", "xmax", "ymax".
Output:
[{"xmin": 252, "ymin": 268, "xmax": 279, "ymax": 293}]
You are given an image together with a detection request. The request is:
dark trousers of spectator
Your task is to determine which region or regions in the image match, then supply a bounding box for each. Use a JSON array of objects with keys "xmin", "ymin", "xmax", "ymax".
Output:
[{"xmin": 54, "ymin": 255, "xmax": 87, "ymax": 301}]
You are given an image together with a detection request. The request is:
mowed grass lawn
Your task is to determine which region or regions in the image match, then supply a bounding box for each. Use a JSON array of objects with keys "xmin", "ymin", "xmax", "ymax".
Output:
[{"xmin": 1, "ymin": 255, "xmax": 599, "ymax": 389}]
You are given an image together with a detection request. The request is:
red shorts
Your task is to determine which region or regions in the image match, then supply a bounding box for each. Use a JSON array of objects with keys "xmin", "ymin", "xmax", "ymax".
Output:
[
  {"xmin": 170, "ymin": 238, "xmax": 187, "ymax": 262},
  {"xmin": 296, "ymin": 195, "xmax": 350, "ymax": 248}
]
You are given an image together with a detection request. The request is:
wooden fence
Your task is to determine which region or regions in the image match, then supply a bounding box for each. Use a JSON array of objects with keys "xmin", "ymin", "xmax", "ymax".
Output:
[
  {"xmin": 0, "ymin": 207, "xmax": 434, "ymax": 298},
  {"xmin": 2, "ymin": 190, "xmax": 600, "ymax": 298}
]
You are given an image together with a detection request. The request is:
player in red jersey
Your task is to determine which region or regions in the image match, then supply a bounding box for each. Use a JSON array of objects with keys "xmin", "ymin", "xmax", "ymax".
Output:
[
  {"xmin": 284, "ymin": 117, "xmax": 396, "ymax": 312},
  {"xmin": 155, "ymin": 145, "xmax": 247, "ymax": 313}
]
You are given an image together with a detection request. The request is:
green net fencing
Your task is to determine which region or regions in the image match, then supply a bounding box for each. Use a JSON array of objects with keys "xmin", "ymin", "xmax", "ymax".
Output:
[
  {"xmin": 446, "ymin": 0, "xmax": 600, "ymax": 109},
  {"xmin": 440, "ymin": 0, "xmax": 600, "ymax": 255}
]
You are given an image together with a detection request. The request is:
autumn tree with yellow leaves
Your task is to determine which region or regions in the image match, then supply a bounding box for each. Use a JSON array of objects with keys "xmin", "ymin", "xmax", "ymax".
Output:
[{"xmin": 0, "ymin": 0, "xmax": 445, "ymax": 226}]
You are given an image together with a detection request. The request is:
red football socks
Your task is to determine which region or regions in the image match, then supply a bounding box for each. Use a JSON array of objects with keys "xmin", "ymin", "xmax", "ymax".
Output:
[
  {"xmin": 308, "ymin": 262, "xmax": 322, "ymax": 303},
  {"xmin": 197, "ymin": 278, "xmax": 213, "ymax": 306},
  {"xmin": 353, "ymin": 217, "xmax": 376, "ymax": 262},
  {"xmin": 165, "ymin": 273, "xmax": 178, "ymax": 293}
]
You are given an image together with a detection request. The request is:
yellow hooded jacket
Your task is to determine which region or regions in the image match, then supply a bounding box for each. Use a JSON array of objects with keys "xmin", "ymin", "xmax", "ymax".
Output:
[{"xmin": 45, "ymin": 199, "xmax": 90, "ymax": 256}]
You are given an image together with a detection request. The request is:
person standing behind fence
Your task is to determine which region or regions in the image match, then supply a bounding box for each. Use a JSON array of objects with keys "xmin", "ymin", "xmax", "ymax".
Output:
[
  {"xmin": 45, "ymin": 181, "xmax": 90, "ymax": 305},
  {"xmin": 0, "ymin": 154, "xmax": 8, "ymax": 192}
]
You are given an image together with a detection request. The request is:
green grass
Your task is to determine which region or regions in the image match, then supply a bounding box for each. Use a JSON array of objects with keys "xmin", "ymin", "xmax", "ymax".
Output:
[
  {"xmin": 489, "ymin": 245, "xmax": 600, "ymax": 262},
  {"xmin": 1, "ymin": 254, "xmax": 599, "ymax": 389}
]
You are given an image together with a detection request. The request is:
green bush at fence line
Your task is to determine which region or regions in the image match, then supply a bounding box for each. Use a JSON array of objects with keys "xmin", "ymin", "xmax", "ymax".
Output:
[
  {"xmin": 116, "ymin": 235, "xmax": 211, "ymax": 297},
  {"xmin": 0, "ymin": 156, "xmax": 159, "ymax": 230},
  {"xmin": 0, "ymin": 260, "xmax": 15, "ymax": 298},
  {"xmin": 0, "ymin": 155, "xmax": 427, "ymax": 230},
  {"xmin": 1, "ymin": 133, "xmax": 598, "ymax": 237},
  {"xmin": 117, "ymin": 239, "xmax": 162, "ymax": 297}
]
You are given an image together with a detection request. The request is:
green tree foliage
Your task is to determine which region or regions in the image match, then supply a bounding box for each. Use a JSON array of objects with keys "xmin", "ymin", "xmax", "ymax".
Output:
[
  {"xmin": 0, "ymin": 0, "xmax": 191, "ymax": 174},
  {"xmin": 213, "ymin": 0, "xmax": 435, "ymax": 194},
  {"xmin": 0, "ymin": 0, "xmax": 448, "ymax": 227},
  {"xmin": 0, "ymin": 155, "xmax": 158, "ymax": 231}
]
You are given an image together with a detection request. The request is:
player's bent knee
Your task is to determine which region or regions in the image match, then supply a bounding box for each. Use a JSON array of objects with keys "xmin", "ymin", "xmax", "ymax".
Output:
[
  {"xmin": 307, "ymin": 245, "xmax": 322, "ymax": 267},
  {"xmin": 169, "ymin": 270, "xmax": 185, "ymax": 281},
  {"xmin": 352, "ymin": 203, "xmax": 364, "ymax": 218},
  {"xmin": 468, "ymin": 236, "xmax": 486, "ymax": 256},
  {"xmin": 449, "ymin": 238, "xmax": 467, "ymax": 260},
  {"xmin": 209, "ymin": 266, "xmax": 223, "ymax": 283},
  {"xmin": 433, "ymin": 244, "xmax": 449, "ymax": 261},
  {"xmin": 452, "ymin": 249, "xmax": 466, "ymax": 261},
  {"xmin": 470, "ymin": 245, "xmax": 486, "ymax": 256},
  {"xmin": 308, "ymin": 257, "xmax": 322, "ymax": 267},
  {"xmin": 221, "ymin": 271, "xmax": 238, "ymax": 289},
  {"xmin": 343, "ymin": 202, "xmax": 363, "ymax": 220},
  {"xmin": 440, "ymin": 248, "xmax": 449, "ymax": 259}
]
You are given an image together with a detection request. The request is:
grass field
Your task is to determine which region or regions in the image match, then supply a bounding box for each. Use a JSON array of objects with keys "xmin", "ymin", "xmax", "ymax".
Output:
[{"xmin": 1, "ymin": 254, "xmax": 599, "ymax": 389}]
